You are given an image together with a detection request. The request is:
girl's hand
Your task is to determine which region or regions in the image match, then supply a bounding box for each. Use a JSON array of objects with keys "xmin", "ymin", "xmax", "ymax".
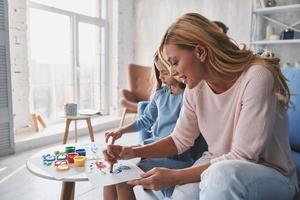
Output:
[
  {"xmin": 105, "ymin": 129, "xmax": 123, "ymax": 144},
  {"xmin": 127, "ymin": 167, "xmax": 178, "ymax": 190},
  {"xmin": 102, "ymin": 145, "xmax": 136, "ymax": 161}
]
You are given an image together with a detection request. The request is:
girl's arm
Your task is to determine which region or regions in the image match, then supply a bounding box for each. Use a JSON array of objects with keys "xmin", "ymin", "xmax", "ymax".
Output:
[
  {"xmin": 118, "ymin": 122, "xmax": 137, "ymax": 134},
  {"xmin": 105, "ymin": 122, "xmax": 137, "ymax": 143},
  {"xmin": 105, "ymin": 97, "xmax": 158, "ymax": 143},
  {"xmin": 135, "ymin": 94, "xmax": 158, "ymax": 132}
]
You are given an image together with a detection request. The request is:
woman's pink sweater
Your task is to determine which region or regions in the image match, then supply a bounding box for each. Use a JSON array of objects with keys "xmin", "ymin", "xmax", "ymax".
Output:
[{"xmin": 171, "ymin": 65, "xmax": 298, "ymax": 186}]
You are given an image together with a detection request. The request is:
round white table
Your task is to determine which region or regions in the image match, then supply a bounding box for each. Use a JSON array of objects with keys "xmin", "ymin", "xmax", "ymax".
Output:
[{"xmin": 26, "ymin": 143, "xmax": 102, "ymax": 200}]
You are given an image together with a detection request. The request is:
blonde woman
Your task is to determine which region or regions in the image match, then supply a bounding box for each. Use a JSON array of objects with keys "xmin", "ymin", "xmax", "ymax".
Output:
[{"xmin": 104, "ymin": 13, "xmax": 298, "ymax": 199}]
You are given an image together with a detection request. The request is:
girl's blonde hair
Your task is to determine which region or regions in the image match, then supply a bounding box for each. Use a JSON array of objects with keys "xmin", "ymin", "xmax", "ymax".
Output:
[
  {"xmin": 153, "ymin": 52, "xmax": 185, "ymax": 91},
  {"xmin": 158, "ymin": 13, "xmax": 290, "ymax": 108}
]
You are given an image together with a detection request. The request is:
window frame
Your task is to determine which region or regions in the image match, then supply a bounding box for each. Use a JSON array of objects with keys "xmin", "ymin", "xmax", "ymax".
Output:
[{"xmin": 28, "ymin": 0, "xmax": 109, "ymax": 122}]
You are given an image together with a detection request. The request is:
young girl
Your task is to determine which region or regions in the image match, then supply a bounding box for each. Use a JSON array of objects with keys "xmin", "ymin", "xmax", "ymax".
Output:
[{"xmin": 103, "ymin": 52, "xmax": 195, "ymax": 200}]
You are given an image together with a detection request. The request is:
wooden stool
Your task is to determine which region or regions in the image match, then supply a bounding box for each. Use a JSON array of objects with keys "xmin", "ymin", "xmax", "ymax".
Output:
[{"xmin": 63, "ymin": 115, "xmax": 94, "ymax": 144}]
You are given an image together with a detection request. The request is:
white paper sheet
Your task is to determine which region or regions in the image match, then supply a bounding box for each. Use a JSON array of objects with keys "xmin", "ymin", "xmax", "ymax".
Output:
[{"xmin": 85, "ymin": 159, "xmax": 143, "ymax": 187}]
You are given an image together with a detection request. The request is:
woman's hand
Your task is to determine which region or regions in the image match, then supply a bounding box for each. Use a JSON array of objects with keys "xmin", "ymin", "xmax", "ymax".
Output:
[
  {"xmin": 105, "ymin": 129, "xmax": 123, "ymax": 144},
  {"xmin": 102, "ymin": 144, "xmax": 136, "ymax": 161},
  {"xmin": 127, "ymin": 167, "xmax": 178, "ymax": 190}
]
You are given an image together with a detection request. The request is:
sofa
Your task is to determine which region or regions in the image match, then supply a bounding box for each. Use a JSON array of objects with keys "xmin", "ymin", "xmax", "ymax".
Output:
[{"xmin": 282, "ymin": 67, "xmax": 300, "ymax": 190}]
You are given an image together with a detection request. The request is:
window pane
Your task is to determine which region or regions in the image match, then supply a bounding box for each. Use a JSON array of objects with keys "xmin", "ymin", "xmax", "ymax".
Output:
[
  {"xmin": 31, "ymin": 0, "xmax": 99, "ymax": 17},
  {"xmin": 29, "ymin": 8, "xmax": 73, "ymax": 121},
  {"xmin": 78, "ymin": 23, "xmax": 100, "ymax": 111}
]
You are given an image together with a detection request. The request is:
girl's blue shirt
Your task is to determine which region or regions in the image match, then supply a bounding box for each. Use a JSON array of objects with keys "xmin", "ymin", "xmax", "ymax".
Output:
[{"xmin": 134, "ymin": 86, "xmax": 183, "ymax": 143}]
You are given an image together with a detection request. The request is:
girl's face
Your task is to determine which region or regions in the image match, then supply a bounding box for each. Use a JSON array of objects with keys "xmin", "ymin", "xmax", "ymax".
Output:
[
  {"xmin": 164, "ymin": 44, "xmax": 208, "ymax": 89},
  {"xmin": 155, "ymin": 59, "xmax": 176, "ymax": 86}
]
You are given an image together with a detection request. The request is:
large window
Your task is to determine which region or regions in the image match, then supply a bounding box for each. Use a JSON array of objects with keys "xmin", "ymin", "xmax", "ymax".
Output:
[{"xmin": 29, "ymin": 0, "xmax": 107, "ymax": 122}]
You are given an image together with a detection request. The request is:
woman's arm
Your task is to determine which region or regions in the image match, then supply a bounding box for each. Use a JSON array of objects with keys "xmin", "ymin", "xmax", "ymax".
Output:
[
  {"xmin": 133, "ymin": 136, "xmax": 178, "ymax": 158},
  {"xmin": 175, "ymin": 162, "xmax": 210, "ymax": 184},
  {"xmin": 128, "ymin": 161, "xmax": 210, "ymax": 190},
  {"xmin": 104, "ymin": 136, "xmax": 178, "ymax": 161}
]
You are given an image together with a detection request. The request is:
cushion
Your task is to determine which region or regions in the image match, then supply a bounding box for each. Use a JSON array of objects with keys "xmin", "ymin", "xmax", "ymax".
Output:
[
  {"xmin": 291, "ymin": 151, "xmax": 300, "ymax": 188},
  {"xmin": 282, "ymin": 67, "xmax": 300, "ymax": 152}
]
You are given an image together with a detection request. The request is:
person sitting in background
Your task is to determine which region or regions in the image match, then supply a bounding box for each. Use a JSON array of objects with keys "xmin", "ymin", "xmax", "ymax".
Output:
[
  {"xmin": 212, "ymin": 20, "xmax": 229, "ymax": 34},
  {"xmin": 103, "ymin": 52, "xmax": 195, "ymax": 200}
]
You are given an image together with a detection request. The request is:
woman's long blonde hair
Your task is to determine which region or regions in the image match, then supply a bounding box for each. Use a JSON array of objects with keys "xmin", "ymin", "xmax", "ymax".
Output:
[{"xmin": 158, "ymin": 13, "xmax": 290, "ymax": 108}]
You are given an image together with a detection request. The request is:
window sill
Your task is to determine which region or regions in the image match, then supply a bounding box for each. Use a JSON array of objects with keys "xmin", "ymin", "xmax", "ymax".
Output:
[{"xmin": 14, "ymin": 115, "xmax": 121, "ymax": 153}]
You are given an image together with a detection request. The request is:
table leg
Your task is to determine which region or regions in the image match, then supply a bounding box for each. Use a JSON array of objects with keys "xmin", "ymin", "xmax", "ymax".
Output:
[
  {"xmin": 86, "ymin": 118, "xmax": 95, "ymax": 142},
  {"xmin": 74, "ymin": 119, "xmax": 78, "ymax": 143},
  {"xmin": 63, "ymin": 119, "xmax": 72, "ymax": 144},
  {"xmin": 60, "ymin": 181, "xmax": 75, "ymax": 200}
]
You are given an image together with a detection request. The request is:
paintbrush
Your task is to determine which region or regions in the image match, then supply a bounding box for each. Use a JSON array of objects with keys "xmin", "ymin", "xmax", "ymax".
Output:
[{"xmin": 109, "ymin": 138, "xmax": 115, "ymax": 173}]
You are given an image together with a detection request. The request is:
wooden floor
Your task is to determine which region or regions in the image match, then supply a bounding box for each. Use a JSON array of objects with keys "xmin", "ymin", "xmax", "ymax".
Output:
[{"xmin": 0, "ymin": 130, "xmax": 139, "ymax": 200}]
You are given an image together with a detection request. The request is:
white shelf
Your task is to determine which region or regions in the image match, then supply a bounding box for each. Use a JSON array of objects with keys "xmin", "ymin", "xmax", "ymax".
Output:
[
  {"xmin": 254, "ymin": 4, "xmax": 300, "ymax": 14},
  {"xmin": 252, "ymin": 39, "xmax": 300, "ymax": 45}
]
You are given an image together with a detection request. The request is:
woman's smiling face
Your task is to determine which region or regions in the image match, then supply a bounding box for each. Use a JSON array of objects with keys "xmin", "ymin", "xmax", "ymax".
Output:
[{"xmin": 164, "ymin": 44, "xmax": 208, "ymax": 89}]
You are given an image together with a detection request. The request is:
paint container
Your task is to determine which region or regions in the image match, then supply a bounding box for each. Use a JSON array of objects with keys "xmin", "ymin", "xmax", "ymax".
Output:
[
  {"xmin": 76, "ymin": 148, "xmax": 86, "ymax": 156},
  {"xmin": 73, "ymin": 156, "xmax": 86, "ymax": 167},
  {"xmin": 56, "ymin": 153, "xmax": 67, "ymax": 160},
  {"xmin": 67, "ymin": 152, "xmax": 78, "ymax": 163},
  {"xmin": 54, "ymin": 160, "xmax": 70, "ymax": 171},
  {"xmin": 65, "ymin": 146, "xmax": 76, "ymax": 153}
]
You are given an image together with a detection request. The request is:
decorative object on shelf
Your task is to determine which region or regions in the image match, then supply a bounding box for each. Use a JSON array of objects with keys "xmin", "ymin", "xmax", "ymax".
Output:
[
  {"xmin": 251, "ymin": 0, "xmax": 300, "ymax": 70},
  {"xmin": 261, "ymin": 50, "xmax": 275, "ymax": 58},
  {"xmin": 282, "ymin": 62, "xmax": 294, "ymax": 68},
  {"xmin": 259, "ymin": 0, "xmax": 265, "ymax": 8},
  {"xmin": 266, "ymin": 25, "xmax": 274, "ymax": 40},
  {"xmin": 280, "ymin": 29, "xmax": 295, "ymax": 40},
  {"xmin": 266, "ymin": 0, "xmax": 277, "ymax": 7},
  {"xmin": 269, "ymin": 34, "xmax": 280, "ymax": 40},
  {"xmin": 256, "ymin": 49, "xmax": 275, "ymax": 58},
  {"xmin": 64, "ymin": 103, "xmax": 77, "ymax": 116}
]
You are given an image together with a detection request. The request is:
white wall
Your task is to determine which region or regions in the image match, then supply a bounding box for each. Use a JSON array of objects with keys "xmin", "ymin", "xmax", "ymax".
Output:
[
  {"xmin": 134, "ymin": 0, "xmax": 252, "ymax": 66},
  {"xmin": 108, "ymin": 0, "xmax": 135, "ymax": 115},
  {"xmin": 8, "ymin": 0, "xmax": 31, "ymax": 133}
]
